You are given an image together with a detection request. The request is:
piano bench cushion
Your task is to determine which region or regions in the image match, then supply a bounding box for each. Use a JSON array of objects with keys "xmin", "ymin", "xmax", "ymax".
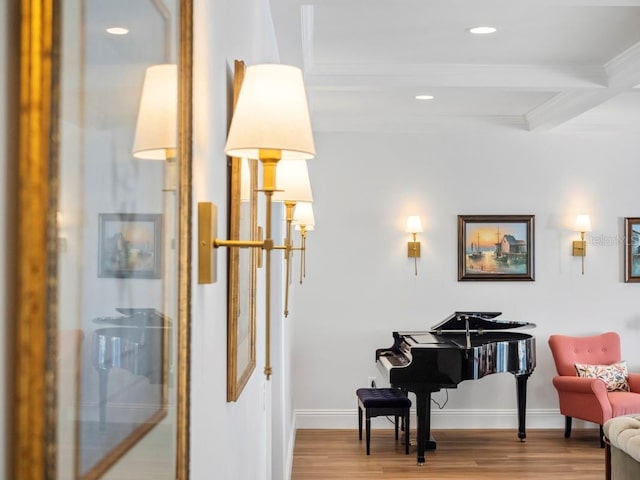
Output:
[{"xmin": 356, "ymin": 388, "xmax": 411, "ymax": 409}]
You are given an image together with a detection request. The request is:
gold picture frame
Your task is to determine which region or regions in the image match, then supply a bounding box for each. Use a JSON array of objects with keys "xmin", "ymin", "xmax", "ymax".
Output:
[
  {"xmin": 624, "ymin": 217, "xmax": 640, "ymax": 283},
  {"xmin": 15, "ymin": 0, "xmax": 192, "ymax": 478},
  {"xmin": 227, "ymin": 60, "xmax": 258, "ymax": 402}
]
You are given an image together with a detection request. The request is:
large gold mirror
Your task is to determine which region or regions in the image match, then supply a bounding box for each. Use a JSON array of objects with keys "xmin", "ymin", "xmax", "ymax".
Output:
[{"xmin": 16, "ymin": 0, "xmax": 192, "ymax": 478}]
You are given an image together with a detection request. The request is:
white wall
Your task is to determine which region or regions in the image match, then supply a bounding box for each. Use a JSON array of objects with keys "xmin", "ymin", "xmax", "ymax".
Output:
[
  {"xmin": 191, "ymin": 1, "xmax": 295, "ymax": 479},
  {"xmin": 293, "ymin": 129, "xmax": 640, "ymax": 430},
  {"xmin": 1, "ymin": 2, "xmax": 18, "ymax": 478}
]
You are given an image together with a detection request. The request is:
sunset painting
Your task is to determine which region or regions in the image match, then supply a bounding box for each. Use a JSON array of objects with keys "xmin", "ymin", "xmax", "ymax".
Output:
[{"xmin": 458, "ymin": 215, "xmax": 535, "ymax": 281}]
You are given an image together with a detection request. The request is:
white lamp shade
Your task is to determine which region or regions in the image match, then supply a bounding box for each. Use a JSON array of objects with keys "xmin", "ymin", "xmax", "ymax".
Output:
[
  {"xmin": 272, "ymin": 160, "xmax": 313, "ymax": 203},
  {"xmin": 406, "ymin": 216, "xmax": 423, "ymax": 233},
  {"xmin": 224, "ymin": 64, "xmax": 315, "ymax": 160},
  {"xmin": 292, "ymin": 202, "xmax": 315, "ymax": 227},
  {"xmin": 132, "ymin": 64, "xmax": 178, "ymax": 160},
  {"xmin": 575, "ymin": 214, "xmax": 592, "ymax": 232}
]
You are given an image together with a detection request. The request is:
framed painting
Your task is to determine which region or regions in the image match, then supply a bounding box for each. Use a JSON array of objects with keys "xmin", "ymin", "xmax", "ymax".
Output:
[
  {"xmin": 458, "ymin": 215, "xmax": 535, "ymax": 281},
  {"xmin": 98, "ymin": 213, "xmax": 163, "ymax": 279},
  {"xmin": 624, "ymin": 217, "xmax": 640, "ymax": 283},
  {"xmin": 227, "ymin": 60, "xmax": 258, "ymax": 402}
]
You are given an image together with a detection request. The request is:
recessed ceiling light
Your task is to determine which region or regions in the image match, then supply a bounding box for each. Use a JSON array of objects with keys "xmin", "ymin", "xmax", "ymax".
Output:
[
  {"xmin": 106, "ymin": 27, "xmax": 129, "ymax": 35},
  {"xmin": 468, "ymin": 26, "xmax": 497, "ymax": 35},
  {"xmin": 415, "ymin": 95, "xmax": 434, "ymax": 101}
]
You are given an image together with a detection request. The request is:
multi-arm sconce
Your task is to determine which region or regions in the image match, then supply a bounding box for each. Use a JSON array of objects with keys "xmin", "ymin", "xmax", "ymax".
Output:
[
  {"xmin": 572, "ymin": 214, "xmax": 591, "ymax": 275},
  {"xmin": 406, "ymin": 215, "xmax": 423, "ymax": 276},
  {"xmin": 198, "ymin": 63, "xmax": 316, "ymax": 379}
]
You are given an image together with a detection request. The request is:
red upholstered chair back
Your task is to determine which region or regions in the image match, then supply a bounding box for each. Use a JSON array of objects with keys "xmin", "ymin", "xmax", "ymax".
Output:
[{"xmin": 548, "ymin": 332, "xmax": 622, "ymax": 377}]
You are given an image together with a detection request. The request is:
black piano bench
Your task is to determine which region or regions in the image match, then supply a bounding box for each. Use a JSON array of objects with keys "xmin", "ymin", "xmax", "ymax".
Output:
[{"xmin": 356, "ymin": 387, "xmax": 411, "ymax": 455}]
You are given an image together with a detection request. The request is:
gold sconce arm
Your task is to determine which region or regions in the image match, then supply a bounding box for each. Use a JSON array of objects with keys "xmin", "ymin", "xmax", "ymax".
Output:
[
  {"xmin": 572, "ymin": 214, "xmax": 591, "ymax": 275},
  {"xmin": 298, "ymin": 226, "xmax": 308, "ymax": 284},
  {"xmin": 408, "ymin": 232, "xmax": 421, "ymax": 276},
  {"xmin": 572, "ymin": 231, "xmax": 587, "ymax": 275},
  {"xmin": 405, "ymin": 215, "xmax": 423, "ymax": 276}
]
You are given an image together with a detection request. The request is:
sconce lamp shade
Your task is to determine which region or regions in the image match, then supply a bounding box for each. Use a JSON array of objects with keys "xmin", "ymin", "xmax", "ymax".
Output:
[
  {"xmin": 224, "ymin": 64, "xmax": 316, "ymax": 160},
  {"xmin": 272, "ymin": 160, "xmax": 313, "ymax": 203},
  {"xmin": 293, "ymin": 202, "xmax": 315, "ymax": 227},
  {"xmin": 406, "ymin": 216, "xmax": 423, "ymax": 234},
  {"xmin": 132, "ymin": 64, "xmax": 178, "ymax": 160},
  {"xmin": 575, "ymin": 214, "xmax": 592, "ymax": 232}
]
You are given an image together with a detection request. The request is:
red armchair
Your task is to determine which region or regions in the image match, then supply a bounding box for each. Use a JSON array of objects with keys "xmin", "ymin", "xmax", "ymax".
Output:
[{"xmin": 548, "ymin": 332, "xmax": 640, "ymax": 447}]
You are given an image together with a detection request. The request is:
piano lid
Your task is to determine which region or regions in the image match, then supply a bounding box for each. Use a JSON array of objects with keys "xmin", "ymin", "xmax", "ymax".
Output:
[{"xmin": 430, "ymin": 311, "xmax": 535, "ymax": 332}]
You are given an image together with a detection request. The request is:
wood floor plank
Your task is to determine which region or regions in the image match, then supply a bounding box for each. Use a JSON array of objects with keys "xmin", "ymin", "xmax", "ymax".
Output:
[{"xmin": 291, "ymin": 429, "xmax": 605, "ymax": 479}]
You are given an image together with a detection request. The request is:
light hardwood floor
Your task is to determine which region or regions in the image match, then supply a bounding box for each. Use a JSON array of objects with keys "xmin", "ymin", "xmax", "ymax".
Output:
[{"xmin": 292, "ymin": 429, "xmax": 605, "ymax": 479}]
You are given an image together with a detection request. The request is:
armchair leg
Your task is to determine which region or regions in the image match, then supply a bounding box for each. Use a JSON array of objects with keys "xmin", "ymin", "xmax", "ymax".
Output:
[
  {"xmin": 600, "ymin": 425, "xmax": 604, "ymax": 448},
  {"xmin": 564, "ymin": 416, "xmax": 572, "ymax": 438}
]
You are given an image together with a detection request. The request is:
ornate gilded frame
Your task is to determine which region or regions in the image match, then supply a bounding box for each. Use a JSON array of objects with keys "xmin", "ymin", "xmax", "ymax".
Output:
[
  {"xmin": 227, "ymin": 60, "xmax": 258, "ymax": 402},
  {"xmin": 15, "ymin": 0, "xmax": 192, "ymax": 478}
]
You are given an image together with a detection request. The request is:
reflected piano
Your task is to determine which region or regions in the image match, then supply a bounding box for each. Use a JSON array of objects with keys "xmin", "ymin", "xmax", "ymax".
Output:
[
  {"xmin": 92, "ymin": 308, "xmax": 170, "ymax": 429},
  {"xmin": 376, "ymin": 311, "xmax": 535, "ymax": 465}
]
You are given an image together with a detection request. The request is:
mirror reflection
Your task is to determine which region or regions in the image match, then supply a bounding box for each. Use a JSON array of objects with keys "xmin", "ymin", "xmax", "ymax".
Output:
[{"xmin": 57, "ymin": 0, "xmax": 181, "ymax": 478}]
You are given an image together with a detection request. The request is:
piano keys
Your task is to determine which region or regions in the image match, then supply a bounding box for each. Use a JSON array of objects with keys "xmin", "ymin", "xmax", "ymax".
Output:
[{"xmin": 376, "ymin": 311, "xmax": 536, "ymax": 465}]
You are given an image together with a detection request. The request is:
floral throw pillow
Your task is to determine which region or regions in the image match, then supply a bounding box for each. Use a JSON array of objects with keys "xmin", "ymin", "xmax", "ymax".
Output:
[{"xmin": 575, "ymin": 361, "xmax": 630, "ymax": 392}]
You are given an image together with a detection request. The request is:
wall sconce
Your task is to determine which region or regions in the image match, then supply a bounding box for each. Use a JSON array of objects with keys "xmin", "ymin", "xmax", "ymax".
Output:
[
  {"xmin": 198, "ymin": 63, "xmax": 315, "ymax": 380},
  {"xmin": 272, "ymin": 160, "xmax": 313, "ymax": 317},
  {"xmin": 293, "ymin": 202, "xmax": 315, "ymax": 284},
  {"xmin": 406, "ymin": 216, "xmax": 423, "ymax": 276},
  {"xmin": 572, "ymin": 214, "xmax": 591, "ymax": 275}
]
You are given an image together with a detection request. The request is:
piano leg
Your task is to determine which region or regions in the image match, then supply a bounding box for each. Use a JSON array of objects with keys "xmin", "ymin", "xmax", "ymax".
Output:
[
  {"xmin": 98, "ymin": 368, "xmax": 109, "ymax": 432},
  {"xmin": 515, "ymin": 373, "xmax": 530, "ymax": 441},
  {"xmin": 415, "ymin": 392, "xmax": 429, "ymax": 465},
  {"xmin": 414, "ymin": 392, "xmax": 437, "ymax": 465}
]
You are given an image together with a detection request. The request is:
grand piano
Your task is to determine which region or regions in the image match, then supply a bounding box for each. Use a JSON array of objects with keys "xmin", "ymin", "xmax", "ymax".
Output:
[
  {"xmin": 92, "ymin": 308, "xmax": 170, "ymax": 430},
  {"xmin": 376, "ymin": 311, "xmax": 536, "ymax": 465}
]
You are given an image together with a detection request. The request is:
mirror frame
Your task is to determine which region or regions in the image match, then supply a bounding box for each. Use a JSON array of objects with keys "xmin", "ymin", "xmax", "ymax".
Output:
[
  {"xmin": 227, "ymin": 60, "xmax": 258, "ymax": 402},
  {"xmin": 15, "ymin": 0, "xmax": 192, "ymax": 478}
]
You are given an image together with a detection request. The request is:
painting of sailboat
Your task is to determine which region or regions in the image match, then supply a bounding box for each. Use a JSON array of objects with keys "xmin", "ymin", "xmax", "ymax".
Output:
[
  {"xmin": 458, "ymin": 215, "xmax": 535, "ymax": 281},
  {"xmin": 468, "ymin": 232, "xmax": 484, "ymax": 260}
]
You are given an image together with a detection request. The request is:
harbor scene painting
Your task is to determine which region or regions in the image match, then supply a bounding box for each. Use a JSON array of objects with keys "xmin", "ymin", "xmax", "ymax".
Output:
[
  {"xmin": 458, "ymin": 215, "xmax": 535, "ymax": 281},
  {"xmin": 624, "ymin": 217, "xmax": 640, "ymax": 282}
]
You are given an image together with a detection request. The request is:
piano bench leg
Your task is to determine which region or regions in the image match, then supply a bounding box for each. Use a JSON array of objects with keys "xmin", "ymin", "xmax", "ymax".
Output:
[
  {"xmin": 358, "ymin": 405, "xmax": 363, "ymax": 441},
  {"xmin": 366, "ymin": 417, "xmax": 371, "ymax": 455},
  {"xmin": 395, "ymin": 415, "xmax": 399, "ymax": 440},
  {"xmin": 405, "ymin": 410, "xmax": 410, "ymax": 455}
]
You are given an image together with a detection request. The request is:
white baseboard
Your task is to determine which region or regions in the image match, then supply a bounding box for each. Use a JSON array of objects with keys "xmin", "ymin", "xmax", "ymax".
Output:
[
  {"xmin": 285, "ymin": 415, "xmax": 297, "ymax": 480},
  {"xmin": 295, "ymin": 408, "xmax": 597, "ymax": 430}
]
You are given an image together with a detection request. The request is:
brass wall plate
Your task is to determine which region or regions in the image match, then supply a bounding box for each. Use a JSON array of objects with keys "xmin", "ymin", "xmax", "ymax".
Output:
[
  {"xmin": 198, "ymin": 202, "xmax": 217, "ymax": 283},
  {"xmin": 408, "ymin": 241, "xmax": 421, "ymax": 258},
  {"xmin": 572, "ymin": 240, "xmax": 586, "ymax": 256}
]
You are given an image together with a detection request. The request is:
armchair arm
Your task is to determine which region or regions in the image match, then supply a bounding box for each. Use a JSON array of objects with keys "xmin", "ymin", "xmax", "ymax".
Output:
[
  {"xmin": 553, "ymin": 375, "xmax": 608, "ymax": 395},
  {"xmin": 628, "ymin": 373, "xmax": 640, "ymax": 393},
  {"xmin": 552, "ymin": 375, "xmax": 612, "ymax": 423}
]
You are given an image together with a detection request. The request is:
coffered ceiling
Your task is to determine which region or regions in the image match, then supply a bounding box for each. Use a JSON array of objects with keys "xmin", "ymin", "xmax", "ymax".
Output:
[{"xmin": 270, "ymin": 0, "xmax": 640, "ymax": 133}]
